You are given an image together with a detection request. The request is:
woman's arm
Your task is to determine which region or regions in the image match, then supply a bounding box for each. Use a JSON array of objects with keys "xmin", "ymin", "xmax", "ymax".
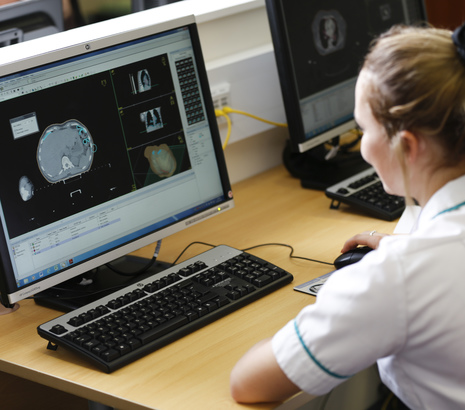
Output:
[{"xmin": 230, "ymin": 337, "xmax": 303, "ymax": 403}]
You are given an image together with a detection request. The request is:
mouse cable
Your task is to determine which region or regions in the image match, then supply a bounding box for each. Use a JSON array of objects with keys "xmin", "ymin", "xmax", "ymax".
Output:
[
  {"xmin": 172, "ymin": 241, "xmax": 333, "ymax": 266},
  {"xmin": 241, "ymin": 243, "xmax": 333, "ymax": 266}
]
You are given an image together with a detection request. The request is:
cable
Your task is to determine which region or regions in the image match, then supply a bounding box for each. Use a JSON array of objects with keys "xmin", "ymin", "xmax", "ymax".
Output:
[
  {"xmin": 241, "ymin": 243, "xmax": 333, "ymax": 266},
  {"xmin": 33, "ymin": 241, "xmax": 166, "ymax": 302},
  {"xmin": 214, "ymin": 106, "xmax": 287, "ymax": 150},
  {"xmin": 214, "ymin": 105, "xmax": 362, "ymax": 155},
  {"xmin": 222, "ymin": 106, "xmax": 288, "ymax": 128},
  {"xmin": 105, "ymin": 240, "xmax": 163, "ymax": 277},
  {"xmin": 171, "ymin": 241, "xmax": 217, "ymax": 265},
  {"xmin": 215, "ymin": 108, "xmax": 232, "ymax": 150},
  {"xmin": 172, "ymin": 241, "xmax": 333, "ymax": 267},
  {"xmin": 32, "ymin": 242, "xmax": 332, "ymax": 303},
  {"xmin": 153, "ymin": 239, "xmax": 162, "ymax": 259}
]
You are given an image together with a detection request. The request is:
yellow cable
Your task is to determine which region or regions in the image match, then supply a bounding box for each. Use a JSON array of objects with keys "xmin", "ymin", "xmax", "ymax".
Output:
[
  {"xmin": 222, "ymin": 106, "xmax": 288, "ymax": 128},
  {"xmin": 215, "ymin": 108, "xmax": 232, "ymax": 150},
  {"xmin": 214, "ymin": 106, "xmax": 287, "ymax": 150},
  {"xmin": 214, "ymin": 105, "xmax": 361, "ymax": 151}
]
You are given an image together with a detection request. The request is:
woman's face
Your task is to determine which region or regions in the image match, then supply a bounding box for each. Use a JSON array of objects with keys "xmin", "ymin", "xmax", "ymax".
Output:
[{"xmin": 355, "ymin": 69, "xmax": 404, "ymax": 196}]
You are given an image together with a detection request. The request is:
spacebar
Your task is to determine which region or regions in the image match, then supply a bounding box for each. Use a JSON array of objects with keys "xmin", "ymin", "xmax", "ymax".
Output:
[{"xmin": 138, "ymin": 315, "xmax": 189, "ymax": 344}]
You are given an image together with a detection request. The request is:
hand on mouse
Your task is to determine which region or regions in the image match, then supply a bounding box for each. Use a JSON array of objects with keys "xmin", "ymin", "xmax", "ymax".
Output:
[{"xmin": 340, "ymin": 231, "xmax": 389, "ymax": 253}]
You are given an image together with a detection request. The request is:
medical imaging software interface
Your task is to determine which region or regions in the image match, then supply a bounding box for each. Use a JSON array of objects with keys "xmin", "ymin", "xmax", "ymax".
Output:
[
  {"xmin": 282, "ymin": 0, "xmax": 411, "ymax": 140},
  {"xmin": 0, "ymin": 27, "xmax": 224, "ymax": 290}
]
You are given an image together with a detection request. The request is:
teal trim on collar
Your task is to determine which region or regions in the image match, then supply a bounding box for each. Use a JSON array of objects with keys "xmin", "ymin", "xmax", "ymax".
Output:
[
  {"xmin": 293, "ymin": 320, "xmax": 353, "ymax": 380},
  {"xmin": 433, "ymin": 200, "xmax": 465, "ymax": 219}
]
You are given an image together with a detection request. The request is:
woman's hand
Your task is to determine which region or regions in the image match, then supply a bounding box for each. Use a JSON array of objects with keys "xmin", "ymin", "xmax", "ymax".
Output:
[{"xmin": 340, "ymin": 230, "xmax": 389, "ymax": 254}]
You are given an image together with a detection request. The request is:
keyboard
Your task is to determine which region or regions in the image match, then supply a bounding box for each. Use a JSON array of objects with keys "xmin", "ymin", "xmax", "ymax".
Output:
[
  {"xmin": 325, "ymin": 167, "xmax": 405, "ymax": 221},
  {"xmin": 37, "ymin": 245, "xmax": 293, "ymax": 373}
]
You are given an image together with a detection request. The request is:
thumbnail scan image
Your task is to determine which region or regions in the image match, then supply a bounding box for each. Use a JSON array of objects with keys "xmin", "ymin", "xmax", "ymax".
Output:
[
  {"xmin": 143, "ymin": 143, "xmax": 177, "ymax": 178},
  {"xmin": 140, "ymin": 107, "xmax": 163, "ymax": 133},
  {"xmin": 128, "ymin": 69, "xmax": 152, "ymax": 94},
  {"xmin": 138, "ymin": 69, "xmax": 151, "ymax": 93},
  {"xmin": 312, "ymin": 10, "xmax": 346, "ymax": 55},
  {"xmin": 36, "ymin": 120, "xmax": 96, "ymax": 183}
]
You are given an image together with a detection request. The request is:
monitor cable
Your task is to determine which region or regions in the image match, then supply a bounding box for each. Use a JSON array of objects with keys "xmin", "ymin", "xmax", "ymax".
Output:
[{"xmin": 104, "ymin": 240, "xmax": 163, "ymax": 277}]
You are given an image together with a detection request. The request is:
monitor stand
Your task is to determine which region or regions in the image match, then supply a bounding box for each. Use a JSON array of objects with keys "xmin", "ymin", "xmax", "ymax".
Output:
[
  {"xmin": 33, "ymin": 255, "xmax": 171, "ymax": 312},
  {"xmin": 0, "ymin": 302, "xmax": 20, "ymax": 315},
  {"xmin": 282, "ymin": 140, "xmax": 370, "ymax": 190}
]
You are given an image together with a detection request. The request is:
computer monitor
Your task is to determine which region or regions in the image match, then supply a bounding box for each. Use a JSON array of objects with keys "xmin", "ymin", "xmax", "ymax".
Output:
[
  {"xmin": 0, "ymin": 0, "xmax": 64, "ymax": 47},
  {"xmin": 0, "ymin": 8, "xmax": 233, "ymax": 311},
  {"xmin": 132, "ymin": 0, "xmax": 183, "ymax": 13},
  {"xmin": 265, "ymin": 0, "xmax": 427, "ymax": 189}
]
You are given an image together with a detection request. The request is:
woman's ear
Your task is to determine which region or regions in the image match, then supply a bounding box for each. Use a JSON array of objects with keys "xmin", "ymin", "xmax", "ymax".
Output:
[{"xmin": 398, "ymin": 130, "xmax": 421, "ymax": 164}]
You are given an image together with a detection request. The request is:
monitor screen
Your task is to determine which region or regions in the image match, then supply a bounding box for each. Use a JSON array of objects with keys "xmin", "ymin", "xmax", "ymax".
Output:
[
  {"xmin": 0, "ymin": 10, "xmax": 233, "ymax": 309},
  {"xmin": 265, "ymin": 0, "xmax": 427, "ymax": 188}
]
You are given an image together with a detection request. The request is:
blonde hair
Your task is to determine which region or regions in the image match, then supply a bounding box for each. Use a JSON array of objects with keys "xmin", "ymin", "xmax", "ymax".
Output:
[{"xmin": 362, "ymin": 25, "xmax": 465, "ymax": 166}]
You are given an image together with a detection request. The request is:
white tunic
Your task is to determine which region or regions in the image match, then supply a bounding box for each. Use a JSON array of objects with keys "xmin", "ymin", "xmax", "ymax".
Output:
[{"xmin": 272, "ymin": 175, "xmax": 465, "ymax": 409}]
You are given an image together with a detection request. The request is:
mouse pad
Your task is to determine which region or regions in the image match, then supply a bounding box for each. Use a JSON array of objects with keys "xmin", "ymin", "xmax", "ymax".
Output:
[{"xmin": 294, "ymin": 271, "xmax": 335, "ymax": 296}]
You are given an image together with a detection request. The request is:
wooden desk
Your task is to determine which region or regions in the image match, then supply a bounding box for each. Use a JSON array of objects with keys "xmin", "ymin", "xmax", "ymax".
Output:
[{"xmin": 0, "ymin": 165, "xmax": 396, "ymax": 410}]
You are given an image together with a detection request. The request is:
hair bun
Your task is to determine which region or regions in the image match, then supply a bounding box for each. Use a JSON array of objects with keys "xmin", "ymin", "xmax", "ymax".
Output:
[{"xmin": 452, "ymin": 23, "xmax": 465, "ymax": 62}]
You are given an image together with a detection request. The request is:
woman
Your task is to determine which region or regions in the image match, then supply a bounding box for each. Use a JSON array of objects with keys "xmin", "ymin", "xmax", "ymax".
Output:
[{"xmin": 230, "ymin": 23, "xmax": 465, "ymax": 409}]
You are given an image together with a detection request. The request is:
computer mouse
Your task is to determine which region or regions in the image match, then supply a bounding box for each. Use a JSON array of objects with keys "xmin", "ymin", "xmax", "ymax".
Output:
[{"xmin": 334, "ymin": 246, "xmax": 373, "ymax": 269}]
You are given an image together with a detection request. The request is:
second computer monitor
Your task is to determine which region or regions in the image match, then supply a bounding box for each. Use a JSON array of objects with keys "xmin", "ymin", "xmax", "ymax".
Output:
[
  {"xmin": 265, "ymin": 0, "xmax": 427, "ymax": 188},
  {"xmin": 0, "ymin": 0, "xmax": 64, "ymax": 47}
]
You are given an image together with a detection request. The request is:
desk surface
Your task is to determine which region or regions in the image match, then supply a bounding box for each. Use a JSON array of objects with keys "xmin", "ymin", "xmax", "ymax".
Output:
[{"xmin": 0, "ymin": 165, "xmax": 396, "ymax": 410}]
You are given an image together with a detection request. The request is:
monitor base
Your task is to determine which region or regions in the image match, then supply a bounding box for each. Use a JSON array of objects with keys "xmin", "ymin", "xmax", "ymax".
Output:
[
  {"xmin": 282, "ymin": 140, "xmax": 370, "ymax": 190},
  {"xmin": 33, "ymin": 255, "xmax": 171, "ymax": 312},
  {"xmin": 0, "ymin": 302, "xmax": 20, "ymax": 315}
]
